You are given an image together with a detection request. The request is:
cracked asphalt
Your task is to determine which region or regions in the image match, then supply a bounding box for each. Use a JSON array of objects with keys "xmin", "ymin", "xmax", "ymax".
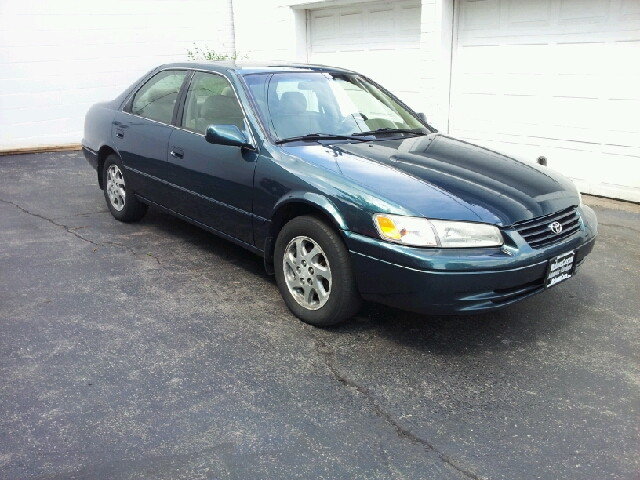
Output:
[{"xmin": 1, "ymin": 151, "xmax": 638, "ymax": 480}]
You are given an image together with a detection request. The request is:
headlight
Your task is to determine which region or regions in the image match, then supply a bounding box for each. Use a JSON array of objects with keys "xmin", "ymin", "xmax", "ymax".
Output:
[{"xmin": 373, "ymin": 214, "xmax": 503, "ymax": 248}]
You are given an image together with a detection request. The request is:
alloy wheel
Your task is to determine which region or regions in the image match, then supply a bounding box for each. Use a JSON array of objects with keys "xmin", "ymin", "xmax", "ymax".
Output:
[
  {"xmin": 282, "ymin": 236, "xmax": 332, "ymax": 310},
  {"xmin": 106, "ymin": 164, "xmax": 126, "ymax": 212}
]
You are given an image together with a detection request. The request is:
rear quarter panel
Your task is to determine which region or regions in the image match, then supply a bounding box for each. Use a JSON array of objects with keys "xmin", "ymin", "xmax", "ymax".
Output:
[
  {"xmin": 82, "ymin": 68, "xmax": 159, "ymax": 156},
  {"xmin": 82, "ymin": 102, "xmax": 118, "ymax": 155}
]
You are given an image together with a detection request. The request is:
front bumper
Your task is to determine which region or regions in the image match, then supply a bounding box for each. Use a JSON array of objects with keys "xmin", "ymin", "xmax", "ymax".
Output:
[{"xmin": 345, "ymin": 205, "xmax": 597, "ymax": 315}]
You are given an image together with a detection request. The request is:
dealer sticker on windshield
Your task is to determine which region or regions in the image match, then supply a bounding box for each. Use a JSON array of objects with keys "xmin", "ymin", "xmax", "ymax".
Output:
[{"xmin": 545, "ymin": 251, "xmax": 575, "ymax": 288}]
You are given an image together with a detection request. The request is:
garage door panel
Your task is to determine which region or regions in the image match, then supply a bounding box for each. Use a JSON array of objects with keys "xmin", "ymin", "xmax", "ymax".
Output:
[
  {"xmin": 506, "ymin": 0, "xmax": 553, "ymax": 27},
  {"xmin": 597, "ymin": 154, "xmax": 640, "ymax": 188},
  {"xmin": 456, "ymin": 94, "xmax": 556, "ymax": 139},
  {"xmin": 397, "ymin": 4, "xmax": 422, "ymax": 41},
  {"xmin": 309, "ymin": 1, "xmax": 421, "ymax": 112},
  {"xmin": 457, "ymin": 72, "xmax": 504, "ymax": 95},
  {"xmin": 369, "ymin": 7, "xmax": 395, "ymax": 41},
  {"xmin": 620, "ymin": 0, "xmax": 640, "ymax": 22},
  {"xmin": 551, "ymin": 73, "xmax": 604, "ymax": 99},
  {"xmin": 603, "ymin": 100, "xmax": 640, "ymax": 148},
  {"xmin": 339, "ymin": 10, "xmax": 364, "ymax": 42},
  {"xmin": 452, "ymin": 94, "xmax": 501, "ymax": 133},
  {"xmin": 461, "ymin": 0, "xmax": 501, "ymax": 32},
  {"xmin": 548, "ymin": 148, "xmax": 602, "ymax": 181},
  {"xmin": 452, "ymin": 0, "xmax": 640, "ymax": 200},
  {"xmin": 602, "ymin": 143, "xmax": 640, "ymax": 162},
  {"xmin": 310, "ymin": 14, "xmax": 334, "ymax": 43},
  {"xmin": 456, "ymin": 45, "xmax": 503, "ymax": 74},
  {"xmin": 502, "ymin": 44, "xmax": 553, "ymax": 75},
  {"xmin": 552, "ymin": 42, "xmax": 607, "ymax": 75},
  {"xmin": 606, "ymin": 41, "xmax": 640, "ymax": 100},
  {"xmin": 502, "ymin": 74, "xmax": 548, "ymax": 96},
  {"xmin": 548, "ymin": 97, "xmax": 597, "ymax": 128},
  {"xmin": 559, "ymin": 0, "xmax": 611, "ymax": 25}
]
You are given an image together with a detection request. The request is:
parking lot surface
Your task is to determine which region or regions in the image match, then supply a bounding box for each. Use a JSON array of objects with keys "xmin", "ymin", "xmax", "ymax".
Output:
[{"xmin": 1, "ymin": 152, "xmax": 638, "ymax": 479}]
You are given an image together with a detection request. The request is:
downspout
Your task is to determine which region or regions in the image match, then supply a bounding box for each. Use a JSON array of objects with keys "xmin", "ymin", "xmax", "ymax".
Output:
[{"xmin": 230, "ymin": 0, "xmax": 237, "ymax": 58}]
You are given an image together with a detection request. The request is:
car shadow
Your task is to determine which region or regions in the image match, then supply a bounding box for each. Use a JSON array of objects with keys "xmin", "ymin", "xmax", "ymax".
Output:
[
  {"xmin": 329, "ymin": 268, "xmax": 600, "ymax": 355},
  {"xmin": 140, "ymin": 207, "xmax": 599, "ymax": 355},
  {"xmin": 139, "ymin": 207, "xmax": 271, "ymax": 281}
]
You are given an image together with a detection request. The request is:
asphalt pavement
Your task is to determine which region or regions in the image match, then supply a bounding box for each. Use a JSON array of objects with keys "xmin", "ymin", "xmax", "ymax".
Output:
[{"xmin": 1, "ymin": 152, "xmax": 638, "ymax": 480}]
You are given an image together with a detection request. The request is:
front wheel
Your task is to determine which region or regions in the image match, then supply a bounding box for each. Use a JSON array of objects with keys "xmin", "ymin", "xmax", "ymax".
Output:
[
  {"xmin": 274, "ymin": 215, "xmax": 361, "ymax": 326},
  {"xmin": 102, "ymin": 154, "xmax": 147, "ymax": 222}
]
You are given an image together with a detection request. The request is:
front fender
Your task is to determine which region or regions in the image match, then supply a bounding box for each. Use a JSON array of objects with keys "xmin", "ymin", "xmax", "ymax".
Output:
[
  {"xmin": 271, "ymin": 191, "xmax": 347, "ymax": 231},
  {"xmin": 260, "ymin": 192, "xmax": 348, "ymax": 275}
]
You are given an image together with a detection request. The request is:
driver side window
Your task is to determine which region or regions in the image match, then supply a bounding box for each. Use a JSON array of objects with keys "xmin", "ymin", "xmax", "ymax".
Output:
[{"xmin": 181, "ymin": 72, "xmax": 245, "ymax": 135}]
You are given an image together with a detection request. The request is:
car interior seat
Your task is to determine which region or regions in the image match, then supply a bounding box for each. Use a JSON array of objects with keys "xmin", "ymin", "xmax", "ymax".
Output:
[
  {"xmin": 197, "ymin": 95, "xmax": 245, "ymax": 132},
  {"xmin": 271, "ymin": 91, "xmax": 321, "ymax": 139},
  {"xmin": 134, "ymin": 89, "xmax": 178, "ymax": 124}
]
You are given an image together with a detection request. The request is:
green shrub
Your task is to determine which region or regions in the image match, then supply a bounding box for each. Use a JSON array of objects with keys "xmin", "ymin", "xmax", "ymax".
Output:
[{"xmin": 187, "ymin": 44, "xmax": 248, "ymax": 61}]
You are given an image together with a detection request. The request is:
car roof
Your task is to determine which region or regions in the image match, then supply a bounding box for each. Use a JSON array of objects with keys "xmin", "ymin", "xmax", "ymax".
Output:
[{"xmin": 158, "ymin": 61, "xmax": 357, "ymax": 76}]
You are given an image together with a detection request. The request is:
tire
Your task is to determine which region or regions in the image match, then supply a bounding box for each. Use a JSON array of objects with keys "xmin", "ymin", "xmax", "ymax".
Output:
[
  {"xmin": 274, "ymin": 215, "xmax": 361, "ymax": 326},
  {"xmin": 102, "ymin": 154, "xmax": 147, "ymax": 222}
]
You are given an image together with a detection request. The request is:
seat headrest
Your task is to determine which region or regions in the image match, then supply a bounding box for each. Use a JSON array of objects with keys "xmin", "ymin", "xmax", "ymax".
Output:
[
  {"xmin": 279, "ymin": 92, "xmax": 307, "ymax": 114},
  {"xmin": 200, "ymin": 95, "xmax": 242, "ymax": 119}
]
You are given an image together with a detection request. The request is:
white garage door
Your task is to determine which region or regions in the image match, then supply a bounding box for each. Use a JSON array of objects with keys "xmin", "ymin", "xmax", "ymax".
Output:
[
  {"xmin": 0, "ymin": 0, "xmax": 235, "ymax": 151},
  {"xmin": 451, "ymin": 0, "xmax": 640, "ymax": 202},
  {"xmin": 308, "ymin": 1, "xmax": 423, "ymax": 114}
]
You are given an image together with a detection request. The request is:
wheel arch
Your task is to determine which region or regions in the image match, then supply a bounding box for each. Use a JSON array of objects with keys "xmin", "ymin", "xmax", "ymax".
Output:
[
  {"xmin": 96, "ymin": 145, "xmax": 119, "ymax": 190},
  {"xmin": 263, "ymin": 193, "xmax": 348, "ymax": 274}
]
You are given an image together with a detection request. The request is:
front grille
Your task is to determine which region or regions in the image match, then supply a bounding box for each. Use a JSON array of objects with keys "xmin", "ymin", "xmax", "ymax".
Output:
[{"xmin": 512, "ymin": 207, "xmax": 580, "ymax": 249}]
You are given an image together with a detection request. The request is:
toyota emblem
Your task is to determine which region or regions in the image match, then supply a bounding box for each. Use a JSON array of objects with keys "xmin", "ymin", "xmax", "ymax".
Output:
[{"xmin": 549, "ymin": 221, "xmax": 563, "ymax": 234}]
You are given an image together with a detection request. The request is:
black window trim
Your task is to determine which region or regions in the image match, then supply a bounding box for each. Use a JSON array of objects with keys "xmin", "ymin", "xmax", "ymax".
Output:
[
  {"xmin": 122, "ymin": 68, "xmax": 192, "ymax": 125},
  {"xmin": 173, "ymin": 71, "xmax": 195, "ymax": 127},
  {"xmin": 120, "ymin": 66, "xmax": 259, "ymax": 150},
  {"xmin": 172, "ymin": 69, "xmax": 257, "ymax": 150}
]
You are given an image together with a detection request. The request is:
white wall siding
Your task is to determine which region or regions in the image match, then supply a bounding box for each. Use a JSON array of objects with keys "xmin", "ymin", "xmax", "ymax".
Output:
[
  {"xmin": 0, "ymin": 0, "xmax": 235, "ymax": 150},
  {"xmin": 232, "ymin": 0, "xmax": 305, "ymax": 63}
]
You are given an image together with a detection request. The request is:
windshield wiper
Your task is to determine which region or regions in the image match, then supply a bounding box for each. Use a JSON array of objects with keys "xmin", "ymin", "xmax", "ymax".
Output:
[
  {"xmin": 352, "ymin": 128, "xmax": 428, "ymax": 137},
  {"xmin": 275, "ymin": 133, "xmax": 373, "ymax": 145}
]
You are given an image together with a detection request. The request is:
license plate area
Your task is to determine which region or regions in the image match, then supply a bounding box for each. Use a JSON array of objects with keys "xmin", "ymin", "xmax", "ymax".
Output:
[{"xmin": 545, "ymin": 250, "xmax": 575, "ymax": 288}]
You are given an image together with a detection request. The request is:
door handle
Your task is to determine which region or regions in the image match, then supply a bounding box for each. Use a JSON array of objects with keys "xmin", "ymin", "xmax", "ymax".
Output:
[
  {"xmin": 170, "ymin": 147, "xmax": 184, "ymax": 159},
  {"xmin": 115, "ymin": 129, "xmax": 124, "ymax": 139}
]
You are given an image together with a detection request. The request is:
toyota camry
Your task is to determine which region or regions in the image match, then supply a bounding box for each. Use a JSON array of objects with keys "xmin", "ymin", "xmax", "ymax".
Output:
[{"xmin": 82, "ymin": 62, "xmax": 597, "ymax": 326}]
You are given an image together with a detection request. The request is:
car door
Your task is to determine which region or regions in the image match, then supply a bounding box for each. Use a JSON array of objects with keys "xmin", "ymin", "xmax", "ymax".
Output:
[
  {"xmin": 113, "ymin": 69, "xmax": 189, "ymax": 204},
  {"xmin": 166, "ymin": 71, "xmax": 259, "ymax": 246}
]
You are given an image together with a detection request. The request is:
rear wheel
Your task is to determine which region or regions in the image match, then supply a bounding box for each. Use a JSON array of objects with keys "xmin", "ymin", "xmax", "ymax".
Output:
[
  {"xmin": 102, "ymin": 154, "xmax": 147, "ymax": 222},
  {"xmin": 274, "ymin": 215, "xmax": 361, "ymax": 326}
]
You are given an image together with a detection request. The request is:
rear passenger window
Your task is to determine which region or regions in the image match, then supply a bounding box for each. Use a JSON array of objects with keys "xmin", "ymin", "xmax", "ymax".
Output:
[{"xmin": 131, "ymin": 70, "xmax": 187, "ymax": 124}]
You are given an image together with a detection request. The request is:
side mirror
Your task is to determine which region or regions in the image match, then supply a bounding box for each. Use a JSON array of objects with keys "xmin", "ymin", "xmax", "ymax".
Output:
[{"xmin": 205, "ymin": 125, "xmax": 252, "ymax": 148}]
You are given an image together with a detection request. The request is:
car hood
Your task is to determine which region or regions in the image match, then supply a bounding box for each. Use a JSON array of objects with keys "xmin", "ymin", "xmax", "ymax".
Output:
[{"xmin": 284, "ymin": 134, "xmax": 579, "ymax": 226}]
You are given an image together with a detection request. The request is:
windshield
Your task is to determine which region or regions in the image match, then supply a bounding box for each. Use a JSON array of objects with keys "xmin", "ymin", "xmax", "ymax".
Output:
[{"xmin": 242, "ymin": 72, "xmax": 427, "ymax": 141}]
